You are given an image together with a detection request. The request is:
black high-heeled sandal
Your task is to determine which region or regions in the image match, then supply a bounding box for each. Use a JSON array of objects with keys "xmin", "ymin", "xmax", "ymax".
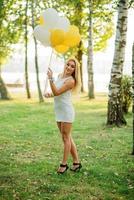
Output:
[
  {"xmin": 57, "ymin": 164, "xmax": 69, "ymax": 174},
  {"xmin": 70, "ymin": 163, "xmax": 82, "ymax": 172}
]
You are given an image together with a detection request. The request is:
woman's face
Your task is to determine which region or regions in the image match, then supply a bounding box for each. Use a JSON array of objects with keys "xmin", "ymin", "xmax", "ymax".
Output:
[{"xmin": 65, "ymin": 60, "xmax": 76, "ymax": 76}]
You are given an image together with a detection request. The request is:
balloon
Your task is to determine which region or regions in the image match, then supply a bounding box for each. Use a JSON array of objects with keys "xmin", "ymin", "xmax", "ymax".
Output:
[
  {"xmin": 56, "ymin": 17, "xmax": 70, "ymax": 32},
  {"xmin": 39, "ymin": 16, "xmax": 45, "ymax": 25},
  {"xmin": 33, "ymin": 25, "xmax": 51, "ymax": 46},
  {"xmin": 63, "ymin": 31, "xmax": 81, "ymax": 47},
  {"xmin": 54, "ymin": 45, "xmax": 69, "ymax": 53},
  {"xmin": 33, "ymin": 8, "xmax": 81, "ymax": 52},
  {"xmin": 50, "ymin": 29, "xmax": 65, "ymax": 47},
  {"xmin": 41, "ymin": 8, "xmax": 59, "ymax": 29}
]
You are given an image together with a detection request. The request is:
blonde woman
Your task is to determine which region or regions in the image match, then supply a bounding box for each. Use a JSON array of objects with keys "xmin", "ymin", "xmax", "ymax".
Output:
[{"xmin": 44, "ymin": 58, "xmax": 82, "ymax": 174}]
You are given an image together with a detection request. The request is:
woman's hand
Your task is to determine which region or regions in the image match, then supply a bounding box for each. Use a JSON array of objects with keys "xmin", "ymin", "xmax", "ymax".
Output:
[
  {"xmin": 44, "ymin": 93, "xmax": 53, "ymax": 98},
  {"xmin": 47, "ymin": 68, "xmax": 53, "ymax": 79}
]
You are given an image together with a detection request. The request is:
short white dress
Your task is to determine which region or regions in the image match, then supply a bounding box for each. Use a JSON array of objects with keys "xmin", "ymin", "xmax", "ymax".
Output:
[{"xmin": 54, "ymin": 76, "xmax": 75, "ymax": 123}]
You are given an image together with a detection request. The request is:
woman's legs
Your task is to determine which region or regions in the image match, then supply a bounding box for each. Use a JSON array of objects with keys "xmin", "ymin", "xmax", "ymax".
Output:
[
  {"xmin": 57, "ymin": 122, "xmax": 71, "ymax": 173},
  {"xmin": 56, "ymin": 122, "xmax": 80, "ymax": 172},
  {"xmin": 70, "ymin": 136, "xmax": 79, "ymax": 163},
  {"xmin": 57, "ymin": 122, "xmax": 79, "ymax": 163},
  {"xmin": 57, "ymin": 122, "xmax": 72, "ymax": 172}
]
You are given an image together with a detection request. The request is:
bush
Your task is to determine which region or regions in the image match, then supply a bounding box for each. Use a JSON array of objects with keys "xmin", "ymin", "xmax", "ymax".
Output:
[{"xmin": 121, "ymin": 75, "xmax": 132, "ymax": 113}]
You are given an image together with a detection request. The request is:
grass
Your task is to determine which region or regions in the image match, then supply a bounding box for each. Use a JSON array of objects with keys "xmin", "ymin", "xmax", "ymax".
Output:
[{"xmin": 0, "ymin": 93, "xmax": 134, "ymax": 200}]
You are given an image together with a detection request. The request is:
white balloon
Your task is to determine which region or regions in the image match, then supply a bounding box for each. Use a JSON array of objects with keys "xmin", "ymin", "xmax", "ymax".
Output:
[
  {"xmin": 41, "ymin": 8, "xmax": 59, "ymax": 30},
  {"xmin": 33, "ymin": 25, "xmax": 51, "ymax": 46},
  {"xmin": 56, "ymin": 17, "xmax": 70, "ymax": 32}
]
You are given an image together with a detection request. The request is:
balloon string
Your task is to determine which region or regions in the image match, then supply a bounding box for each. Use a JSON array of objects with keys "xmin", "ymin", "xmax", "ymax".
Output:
[
  {"xmin": 44, "ymin": 49, "xmax": 53, "ymax": 94},
  {"xmin": 48, "ymin": 49, "xmax": 53, "ymax": 67}
]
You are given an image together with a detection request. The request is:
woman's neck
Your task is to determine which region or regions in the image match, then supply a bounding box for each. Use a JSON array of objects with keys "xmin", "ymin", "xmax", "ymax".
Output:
[{"xmin": 62, "ymin": 72, "xmax": 71, "ymax": 78}]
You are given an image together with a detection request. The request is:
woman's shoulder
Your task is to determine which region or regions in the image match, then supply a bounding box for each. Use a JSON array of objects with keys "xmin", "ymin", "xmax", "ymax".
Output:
[
  {"xmin": 66, "ymin": 76, "xmax": 75, "ymax": 81},
  {"xmin": 64, "ymin": 76, "xmax": 75, "ymax": 86}
]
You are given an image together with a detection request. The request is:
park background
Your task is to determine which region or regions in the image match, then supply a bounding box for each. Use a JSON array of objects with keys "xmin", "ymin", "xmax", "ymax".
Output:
[{"xmin": 0, "ymin": 0, "xmax": 134, "ymax": 200}]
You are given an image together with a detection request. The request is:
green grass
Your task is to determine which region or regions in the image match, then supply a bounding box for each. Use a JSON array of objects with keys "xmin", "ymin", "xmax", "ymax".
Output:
[{"xmin": 0, "ymin": 93, "xmax": 134, "ymax": 200}]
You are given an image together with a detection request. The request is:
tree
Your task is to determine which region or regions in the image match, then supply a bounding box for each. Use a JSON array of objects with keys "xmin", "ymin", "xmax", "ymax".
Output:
[
  {"xmin": 0, "ymin": 0, "xmax": 23, "ymax": 99},
  {"xmin": 107, "ymin": 0, "xmax": 128, "ymax": 126},
  {"xmin": 73, "ymin": 1, "xmax": 85, "ymax": 92},
  {"xmin": 87, "ymin": 0, "xmax": 114, "ymax": 98},
  {"xmin": 87, "ymin": 0, "xmax": 94, "ymax": 99},
  {"xmin": 0, "ymin": 0, "xmax": 11, "ymax": 100},
  {"xmin": 31, "ymin": 0, "xmax": 44, "ymax": 102},
  {"xmin": 0, "ymin": 54, "xmax": 11, "ymax": 100},
  {"xmin": 121, "ymin": 75, "xmax": 132, "ymax": 114},
  {"xmin": 132, "ymin": 42, "xmax": 134, "ymax": 155},
  {"xmin": 0, "ymin": 74, "xmax": 11, "ymax": 100},
  {"xmin": 25, "ymin": 0, "xmax": 31, "ymax": 99}
]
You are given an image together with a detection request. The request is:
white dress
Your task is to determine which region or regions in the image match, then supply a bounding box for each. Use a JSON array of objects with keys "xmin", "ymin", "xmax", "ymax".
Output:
[{"xmin": 54, "ymin": 76, "xmax": 75, "ymax": 123}]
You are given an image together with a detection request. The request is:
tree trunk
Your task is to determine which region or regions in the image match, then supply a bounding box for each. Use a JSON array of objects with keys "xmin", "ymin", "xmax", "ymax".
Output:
[
  {"xmin": 31, "ymin": 0, "xmax": 44, "ymax": 103},
  {"xmin": 87, "ymin": 0, "xmax": 95, "ymax": 99},
  {"xmin": 107, "ymin": 0, "xmax": 128, "ymax": 126},
  {"xmin": 25, "ymin": 0, "xmax": 31, "ymax": 99},
  {"xmin": 132, "ymin": 42, "xmax": 134, "ymax": 155},
  {"xmin": 74, "ymin": 2, "xmax": 84, "ymax": 92},
  {"xmin": 76, "ymin": 41, "xmax": 84, "ymax": 92},
  {"xmin": 0, "ymin": 73, "xmax": 10, "ymax": 100},
  {"xmin": 34, "ymin": 38, "xmax": 44, "ymax": 102}
]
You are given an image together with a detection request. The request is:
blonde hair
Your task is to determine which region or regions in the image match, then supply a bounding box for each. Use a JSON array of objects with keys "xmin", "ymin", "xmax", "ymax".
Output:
[{"xmin": 66, "ymin": 57, "xmax": 81, "ymax": 93}]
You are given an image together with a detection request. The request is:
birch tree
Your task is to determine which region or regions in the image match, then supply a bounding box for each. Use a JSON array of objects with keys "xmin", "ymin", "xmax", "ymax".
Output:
[
  {"xmin": 87, "ymin": 0, "xmax": 94, "ymax": 99},
  {"xmin": 25, "ymin": 0, "xmax": 31, "ymax": 99},
  {"xmin": 107, "ymin": 0, "xmax": 128, "ymax": 126},
  {"xmin": 31, "ymin": 0, "xmax": 44, "ymax": 102}
]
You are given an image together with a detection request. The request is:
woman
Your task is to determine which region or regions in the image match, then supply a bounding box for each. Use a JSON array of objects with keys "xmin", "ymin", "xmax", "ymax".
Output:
[{"xmin": 44, "ymin": 57, "xmax": 82, "ymax": 174}]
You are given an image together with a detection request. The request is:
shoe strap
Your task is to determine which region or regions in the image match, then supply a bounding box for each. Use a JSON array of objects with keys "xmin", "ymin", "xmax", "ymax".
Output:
[
  {"xmin": 73, "ymin": 163, "xmax": 81, "ymax": 165},
  {"xmin": 60, "ymin": 164, "xmax": 67, "ymax": 167}
]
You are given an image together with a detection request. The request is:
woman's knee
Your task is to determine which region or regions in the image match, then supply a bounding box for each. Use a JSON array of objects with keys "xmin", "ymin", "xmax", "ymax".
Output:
[{"xmin": 61, "ymin": 132, "xmax": 70, "ymax": 143}]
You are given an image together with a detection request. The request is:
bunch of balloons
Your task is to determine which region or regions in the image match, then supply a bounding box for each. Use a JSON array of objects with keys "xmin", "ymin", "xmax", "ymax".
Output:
[{"xmin": 33, "ymin": 8, "xmax": 81, "ymax": 54}]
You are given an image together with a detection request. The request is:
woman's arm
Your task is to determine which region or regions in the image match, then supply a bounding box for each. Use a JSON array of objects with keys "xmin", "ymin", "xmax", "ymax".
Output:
[
  {"xmin": 49, "ymin": 79, "xmax": 75, "ymax": 96},
  {"xmin": 43, "ymin": 92, "xmax": 54, "ymax": 98},
  {"xmin": 47, "ymin": 68, "xmax": 75, "ymax": 96}
]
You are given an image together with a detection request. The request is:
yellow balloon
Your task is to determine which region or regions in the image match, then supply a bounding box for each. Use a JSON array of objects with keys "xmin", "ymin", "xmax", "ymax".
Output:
[
  {"xmin": 50, "ymin": 29, "xmax": 65, "ymax": 47},
  {"xmin": 54, "ymin": 45, "xmax": 69, "ymax": 53},
  {"xmin": 39, "ymin": 16, "xmax": 45, "ymax": 25},
  {"xmin": 63, "ymin": 32, "xmax": 81, "ymax": 47}
]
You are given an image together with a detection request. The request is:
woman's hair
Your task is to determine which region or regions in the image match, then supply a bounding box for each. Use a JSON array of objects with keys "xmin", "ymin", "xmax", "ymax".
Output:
[{"xmin": 66, "ymin": 57, "xmax": 81, "ymax": 93}]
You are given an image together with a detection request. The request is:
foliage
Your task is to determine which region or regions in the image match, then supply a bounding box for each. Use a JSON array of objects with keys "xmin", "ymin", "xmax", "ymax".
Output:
[
  {"xmin": 0, "ymin": 94, "xmax": 133, "ymax": 199},
  {"xmin": 40, "ymin": 0, "xmax": 114, "ymax": 55},
  {"xmin": 0, "ymin": 0, "xmax": 24, "ymax": 63},
  {"xmin": 58, "ymin": 0, "xmax": 113, "ymax": 53},
  {"xmin": 0, "ymin": 0, "xmax": 115, "ymax": 61},
  {"xmin": 121, "ymin": 75, "xmax": 132, "ymax": 114}
]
